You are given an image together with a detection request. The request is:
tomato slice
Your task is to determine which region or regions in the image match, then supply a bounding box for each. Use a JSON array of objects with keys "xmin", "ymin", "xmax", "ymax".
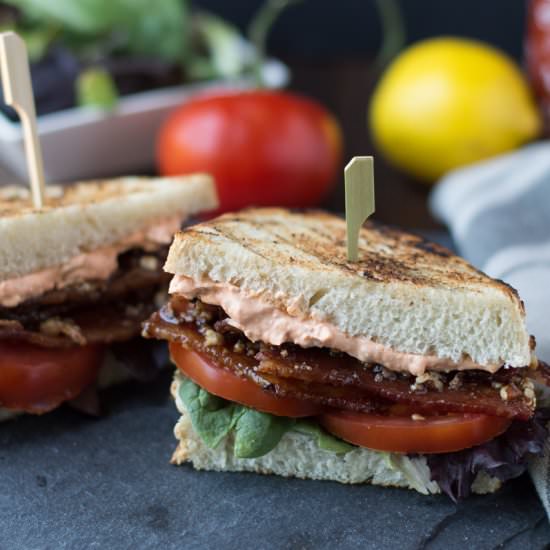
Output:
[
  {"xmin": 169, "ymin": 342, "xmax": 322, "ymax": 417},
  {"xmin": 169, "ymin": 343, "xmax": 513, "ymax": 451},
  {"xmin": 0, "ymin": 341, "xmax": 104, "ymax": 414},
  {"xmin": 320, "ymin": 410, "xmax": 512, "ymax": 454}
]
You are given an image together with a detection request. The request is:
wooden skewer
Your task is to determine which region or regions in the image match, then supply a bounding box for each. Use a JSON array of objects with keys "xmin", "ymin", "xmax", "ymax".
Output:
[
  {"xmin": 0, "ymin": 31, "xmax": 46, "ymax": 208},
  {"xmin": 345, "ymin": 156, "xmax": 375, "ymax": 262}
]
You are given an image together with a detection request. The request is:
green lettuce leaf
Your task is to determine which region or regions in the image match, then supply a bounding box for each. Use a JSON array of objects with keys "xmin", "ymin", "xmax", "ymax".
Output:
[
  {"xmin": 385, "ymin": 454, "xmax": 439, "ymax": 495},
  {"xmin": 234, "ymin": 408, "xmax": 293, "ymax": 458},
  {"xmin": 178, "ymin": 377, "xmax": 355, "ymax": 459},
  {"xmin": 294, "ymin": 420, "xmax": 354, "ymax": 454},
  {"xmin": 178, "ymin": 377, "xmax": 237, "ymax": 449}
]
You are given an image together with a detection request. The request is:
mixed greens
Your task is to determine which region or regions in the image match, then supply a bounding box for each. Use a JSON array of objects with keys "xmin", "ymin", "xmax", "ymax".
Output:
[
  {"xmin": 427, "ymin": 408, "xmax": 550, "ymax": 501},
  {"xmin": 0, "ymin": 0, "xmax": 274, "ymax": 116}
]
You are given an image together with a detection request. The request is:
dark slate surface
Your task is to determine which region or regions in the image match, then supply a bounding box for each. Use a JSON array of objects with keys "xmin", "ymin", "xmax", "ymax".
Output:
[
  {"xmin": 1, "ymin": 231, "xmax": 550, "ymax": 549},
  {"xmin": 1, "ymin": 373, "xmax": 549, "ymax": 550}
]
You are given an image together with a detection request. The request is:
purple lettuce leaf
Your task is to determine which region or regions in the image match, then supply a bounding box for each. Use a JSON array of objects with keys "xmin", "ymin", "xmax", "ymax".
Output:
[{"xmin": 426, "ymin": 408, "xmax": 550, "ymax": 502}]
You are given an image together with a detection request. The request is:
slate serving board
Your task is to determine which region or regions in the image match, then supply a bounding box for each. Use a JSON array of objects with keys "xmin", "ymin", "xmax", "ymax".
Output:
[
  {"xmin": 1, "ymin": 373, "xmax": 549, "ymax": 550},
  {"xmin": 1, "ymin": 232, "xmax": 549, "ymax": 549}
]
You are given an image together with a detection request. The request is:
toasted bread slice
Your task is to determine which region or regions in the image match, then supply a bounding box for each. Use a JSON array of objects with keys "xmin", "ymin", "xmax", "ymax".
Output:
[
  {"xmin": 169, "ymin": 374, "xmax": 500, "ymax": 496},
  {"xmin": 165, "ymin": 208, "xmax": 531, "ymax": 369},
  {"xmin": 0, "ymin": 174, "xmax": 217, "ymax": 281}
]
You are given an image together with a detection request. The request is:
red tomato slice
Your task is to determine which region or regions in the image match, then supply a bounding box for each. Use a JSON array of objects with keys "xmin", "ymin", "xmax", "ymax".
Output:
[
  {"xmin": 169, "ymin": 343, "xmax": 322, "ymax": 417},
  {"xmin": 0, "ymin": 341, "xmax": 104, "ymax": 414},
  {"xmin": 320, "ymin": 410, "xmax": 512, "ymax": 454}
]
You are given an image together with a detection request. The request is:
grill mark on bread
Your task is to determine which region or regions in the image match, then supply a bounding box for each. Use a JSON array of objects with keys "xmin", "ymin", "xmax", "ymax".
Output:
[
  {"xmin": 412, "ymin": 238, "xmax": 452, "ymax": 258},
  {"xmin": 0, "ymin": 178, "xmax": 207, "ymax": 215},
  {"xmin": 167, "ymin": 208, "xmax": 526, "ymax": 315},
  {"xmin": 212, "ymin": 226, "xmax": 273, "ymax": 261},
  {"xmin": 168, "ymin": 208, "xmax": 527, "ymax": 321},
  {"xmin": 236, "ymin": 217, "xmax": 435, "ymax": 283},
  {"xmin": 174, "ymin": 209, "xmax": 524, "ymax": 300},
  {"xmin": 180, "ymin": 227, "xmax": 272, "ymax": 261}
]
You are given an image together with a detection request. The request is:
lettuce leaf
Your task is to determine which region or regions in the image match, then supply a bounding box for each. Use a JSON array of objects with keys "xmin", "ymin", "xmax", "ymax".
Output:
[
  {"xmin": 385, "ymin": 454, "xmax": 439, "ymax": 495},
  {"xmin": 178, "ymin": 378, "xmax": 354, "ymax": 459},
  {"xmin": 294, "ymin": 420, "xmax": 354, "ymax": 454},
  {"xmin": 179, "ymin": 377, "xmax": 238, "ymax": 448},
  {"xmin": 179, "ymin": 378, "xmax": 293, "ymax": 458},
  {"xmin": 234, "ymin": 408, "xmax": 293, "ymax": 458}
]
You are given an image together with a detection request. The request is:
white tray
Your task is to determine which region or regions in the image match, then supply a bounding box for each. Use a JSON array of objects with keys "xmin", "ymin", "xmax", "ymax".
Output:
[{"xmin": 0, "ymin": 60, "xmax": 288, "ymax": 182}]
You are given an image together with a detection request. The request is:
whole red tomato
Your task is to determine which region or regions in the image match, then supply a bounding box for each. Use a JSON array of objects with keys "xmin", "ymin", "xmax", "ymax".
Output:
[{"xmin": 156, "ymin": 90, "xmax": 343, "ymax": 213}]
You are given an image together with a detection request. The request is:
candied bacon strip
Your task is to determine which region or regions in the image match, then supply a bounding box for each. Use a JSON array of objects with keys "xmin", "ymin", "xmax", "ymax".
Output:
[
  {"xmin": 143, "ymin": 310, "xmax": 535, "ymax": 420},
  {"xmin": 145, "ymin": 311, "xmax": 387, "ymax": 412},
  {"xmin": 248, "ymin": 371, "xmax": 384, "ymax": 413},
  {"xmin": 1, "ymin": 300, "xmax": 156, "ymax": 347},
  {"xmin": 256, "ymin": 348, "xmax": 534, "ymax": 420}
]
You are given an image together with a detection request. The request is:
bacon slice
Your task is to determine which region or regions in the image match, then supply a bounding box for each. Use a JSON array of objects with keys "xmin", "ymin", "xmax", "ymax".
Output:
[
  {"xmin": 143, "ymin": 303, "xmax": 537, "ymax": 420},
  {"xmin": 0, "ymin": 247, "xmax": 169, "ymax": 347},
  {"xmin": 255, "ymin": 348, "xmax": 534, "ymax": 420},
  {"xmin": 144, "ymin": 311, "xmax": 386, "ymax": 413},
  {"xmin": 0, "ymin": 301, "xmax": 156, "ymax": 347}
]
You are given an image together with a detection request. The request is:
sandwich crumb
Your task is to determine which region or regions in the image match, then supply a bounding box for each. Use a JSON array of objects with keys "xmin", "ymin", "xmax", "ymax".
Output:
[
  {"xmin": 40, "ymin": 317, "xmax": 86, "ymax": 345},
  {"xmin": 521, "ymin": 378, "xmax": 536, "ymax": 407},
  {"xmin": 296, "ymin": 363, "xmax": 313, "ymax": 371},
  {"xmin": 411, "ymin": 372, "xmax": 444, "ymax": 392},
  {"xmin": 233, "ymin": 340, "xmax": 245, "ymax": 353},
  {"xmin": 448, "ymin": 374, "xmax": 463, "ymax": 390},
  {"xmin": 500, "ymin": 386, "xmax": 509, "ymax": 401},
  {"xmin": 204, "ymin": 328, "xmax": 223, "ymax": 347}
]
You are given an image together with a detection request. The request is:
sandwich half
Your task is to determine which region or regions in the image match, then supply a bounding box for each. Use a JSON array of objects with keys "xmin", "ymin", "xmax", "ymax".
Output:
[
  {"xmin": 143, "ymin": 208, "xmax": 550, "ymax": 500},
  {"xmin": 0, "ymin": 174, "xmax": 217, "ymax": 419}
]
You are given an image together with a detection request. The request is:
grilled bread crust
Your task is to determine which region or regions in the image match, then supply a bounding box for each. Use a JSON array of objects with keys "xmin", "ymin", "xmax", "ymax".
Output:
[
  {"xmin": 165, "ymin": 208, "xmax": 532, "ymax": 368},
  {"xmin": 0, "ymin": 174, "xmax": 217, "ymax": 281}
]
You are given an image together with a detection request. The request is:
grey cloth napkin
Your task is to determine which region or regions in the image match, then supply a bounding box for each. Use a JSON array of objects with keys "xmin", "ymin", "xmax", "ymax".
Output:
[{"xmin": 430, "ymin": 141, "xmax": 550, "ymax": 516}]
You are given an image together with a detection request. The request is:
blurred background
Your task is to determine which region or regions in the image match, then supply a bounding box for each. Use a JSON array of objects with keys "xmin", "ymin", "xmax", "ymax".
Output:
[
  {"xmin": 209, "ymin": 0, "xmax": 526, "ymax": 228},
  {"xmin": 196, "ymin": 0, "xmax": 525, "ymax": 58},
  {"xmin": 0, "ymin": 0, "xmax": 546, "ymax": 229}
]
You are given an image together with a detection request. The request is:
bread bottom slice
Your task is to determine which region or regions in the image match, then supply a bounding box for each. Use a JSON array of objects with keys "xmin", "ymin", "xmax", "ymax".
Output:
[
  {"xmin": 0, "ymin": 351, "xmax": 134, "ymax": 422},
  {"xmin": 170, "ymin": 375, "xmax": 500, "ymax": 496}
]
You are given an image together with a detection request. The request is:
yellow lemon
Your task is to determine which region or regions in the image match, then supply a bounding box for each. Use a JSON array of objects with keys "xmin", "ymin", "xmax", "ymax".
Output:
[{"xmin": 369, "ymin": 37, "xmax": 542, "ymax": 182}]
